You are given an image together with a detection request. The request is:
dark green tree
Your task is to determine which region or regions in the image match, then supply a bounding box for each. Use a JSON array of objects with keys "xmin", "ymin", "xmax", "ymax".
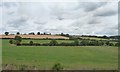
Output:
[
  {"xmin": 16, "ymin": 32, "xmax": 20, "ymax": 35},
  {"xmin": 44, "ymin": 32, "xmax": 46, "ymax": 35},
  {"xmin": 29, "ymin": 41, "xmax": 33, "ymax": 45},
  {"xmin": 5, "ymin": 32, "xmax": 9, "ymax": 35},
  {"xmin": 14, "ymin": 36, "xmax": 22, "ymax": 44},
  {"xmin": 37, "ymin": 32, "xmax": 40, "ymax": 35}
]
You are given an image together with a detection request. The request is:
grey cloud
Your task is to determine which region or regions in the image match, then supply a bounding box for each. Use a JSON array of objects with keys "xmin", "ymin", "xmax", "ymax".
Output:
[
  {"xmin": 7, "ymin": 11, "xmax": 15, "ymax": 15},
  {"xmin": 78, "ymin": 2, "xmax": 107, "ymax": 12},
  {"xmin": 8, "ymin": 17, "xmax": 28, "ymax": 27},
  {"xmin": 94, "ymin": 10, "xmax": 117, "ymax": 16},
  {"xmin": 3, "ymin": 2, "xmax": 17, "ymax": 8},
  {"xmin": 34, "ymin": 21, "xmax": 47, "ymax": 25},
  {"xmin": 88, "ymin": 19, "xmax": 101, "ymax": 24}
]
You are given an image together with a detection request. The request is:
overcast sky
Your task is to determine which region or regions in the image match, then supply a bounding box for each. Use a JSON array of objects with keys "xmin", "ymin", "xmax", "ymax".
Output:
[{"xmin": 0, "ymin": 2, "xmax": 118, "ymax": 36}]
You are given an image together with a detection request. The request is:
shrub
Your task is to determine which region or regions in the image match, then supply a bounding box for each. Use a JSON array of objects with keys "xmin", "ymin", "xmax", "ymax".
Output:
[
  {"xmin": 49, "ymin": 40, "xmax": 58, "ymax": 46},
  {"xmin": 73, "ymin": 39, "xmax": 79, "ymax": 46},
  {"xmin": 14, "ymin": 36, "xmax": 22, "ymax": 43},
  {"xmin": 80, "ymin": 40, "xmax": 89, "ymax": 46},
  {"xmin": 29, "ymin": 41, "xmax": 33, "ymax": 45},
  {"xmin": 105, "ymin": 41, "xmax": 110, "ymax": 46},
  {"xmin": 52, "ymin": 63, "xmax": 63, "ymax": 71},
  {"xmin": 9, "ymin": 39, "xmax": 13, "ymax": 44},
  {"xmin": 14, "ymin": 36, "xmax": 22, "ymax": 45}
]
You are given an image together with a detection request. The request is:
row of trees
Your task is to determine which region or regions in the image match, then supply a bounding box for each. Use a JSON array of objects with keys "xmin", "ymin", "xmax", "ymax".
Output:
[
  {"xmin": 9, "ymin": 36, "xmax": 120, "ymax": 46},
  {"xmin": 10, "ymin": 39, "xmax": 119, "ymax": 46},
  {"xmin": 4, "ymin": 32, "xmax": 52, "ymax": 35}
]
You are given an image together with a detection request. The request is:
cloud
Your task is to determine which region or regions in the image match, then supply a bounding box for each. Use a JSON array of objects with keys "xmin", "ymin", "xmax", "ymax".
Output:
[
  {"xmin": 94, "ymin": 2, "xmax": 118, "ymax": 16},
  {"xmin": 1, "ymin": 2, "xmax": 118, "ymax": 36},
  {"xmin": 77, "ymin": 2, "xmax": 107, "ymax": 12},
  {"xmin": 8, "ymin": 17, "xmax": 28, "ymax": 27},
  {"xmin": 94, "ymin": 9, "xmax": 117, "ymax": 16}
]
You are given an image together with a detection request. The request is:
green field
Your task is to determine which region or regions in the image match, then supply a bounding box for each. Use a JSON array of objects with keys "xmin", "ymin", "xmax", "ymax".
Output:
[
  {"xmin": 2, "ymin": 39, "xmax": 118, "ymax": 70},
  {"xmin": 22, "ymin": 39, "xmax": 74, "ymax": 44}
]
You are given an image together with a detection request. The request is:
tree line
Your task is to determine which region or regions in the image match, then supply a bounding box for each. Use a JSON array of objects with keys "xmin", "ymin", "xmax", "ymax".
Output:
[
  {"xmin": 4, "ymin": 32, "xmax": 52, "ymax": 35},
  {"xmin": 9, "ymin": 36, "xmax": 119, "ymax": 46},
  {"xmin": 4, "ymin": 32, "xmax": 120, "ymax": 40}
]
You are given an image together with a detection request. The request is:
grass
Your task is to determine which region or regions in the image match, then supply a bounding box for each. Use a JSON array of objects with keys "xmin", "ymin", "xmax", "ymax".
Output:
[
  {"xmin": 2, "ymin": 39, "xmax": 118, "ymax": 70},
  {"xmin": 22, "ymin": 39, "xmax": 74, "ymax": 44},
  {"xmin": 80, "ymin": 37, "xmax": 108, "ymax": 40}
]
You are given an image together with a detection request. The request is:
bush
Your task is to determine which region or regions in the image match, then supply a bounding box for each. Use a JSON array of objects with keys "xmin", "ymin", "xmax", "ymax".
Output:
[
  {"xmin": 49, "ymin": 40, "xmax": 58, "ymax": 46},
  {"xmin": 14, "ymin": 36, "xmax": 22, "ymax": 43},
  {"xmin": 14, "ymin": 36, "xmax": 22, "ymax": 45},
  {"xmin": 80, "ymin": 40, "xmax": 89, "ymax": 46},
  {"xmin": 52, "ymin": 63, "xmax": 63, "ymax": 71},
  {"xmin": 9, "ymin": 39, "xmax": 14, "ymax": 44},
  {"xmin": 73, "ymin": 39, "xmax": 79, "ymax": 46},
  {"xmin": 115, "ymin": 42, "xmax": 120, "ymax": 46},
  {"xmin": 109, "ymin": 43, "xmax": 114, "ymax": 46},
  {"xmin": 105, "ymin": 41, "xmax": 110, "ymax": 46},
  {"xmin": 29, "ymin": 41, "xmax": 33, "ymax": 45}
]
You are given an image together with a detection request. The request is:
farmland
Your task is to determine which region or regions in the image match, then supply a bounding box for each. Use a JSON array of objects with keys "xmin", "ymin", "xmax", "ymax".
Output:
[{"xmin": 2, "ymin": 39, "xmax": 118, "ymax": 70}]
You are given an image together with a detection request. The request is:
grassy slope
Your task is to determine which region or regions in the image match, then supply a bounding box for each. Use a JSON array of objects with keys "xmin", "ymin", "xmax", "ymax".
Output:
[{"xmin": 2, "ymin": 39, "xmax": 118, "ymax": 70}]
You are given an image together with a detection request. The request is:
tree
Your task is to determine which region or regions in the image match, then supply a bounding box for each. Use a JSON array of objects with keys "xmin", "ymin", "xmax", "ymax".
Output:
[
  {"xmin": 9, "ymin": 39, "xmax": 13, "ymax": 44},
  {"xmin": 44, "ymin": 32, "xmax": 46, "ymax": 35},
  {"xmin": 29, "ymin": 32, "xmax": 35, "ymax": 35},
  {"xmin": 49, "ymin": 40, "xmax": 58, "ymax": 46},
  {"xmin": 5, "ymin": 32, "xmax": 9, "ymax": 35},
  {"xmin": 61, "ymin": 33, "xmax": 64, "ymax": 36},
  {"xmin": 37, "ymin": 32, "xmax": 40, "ymax": 35},
  {"xmin": 14, "ymin": 36, "xmax": 22, "ymax": 44},
  {"xmin": 66, "ymin": 34, "xmax": 69, "ymax": 37},
  {"xmin": 29, "ymin": 41, "xmax": 33, "ymax": 45},
  {"xmin": 16, "ymin": 32, "xmax": 20, "ymax": 35},
  {"xmin": 49, "ymin": 33, "xmax": 51, "ymax": 35}
]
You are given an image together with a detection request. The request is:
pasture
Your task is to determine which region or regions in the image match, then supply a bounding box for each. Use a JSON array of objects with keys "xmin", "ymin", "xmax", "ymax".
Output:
[{"xmin": 2, "ymin": 39, "xmax": 118, "ymax": 70}]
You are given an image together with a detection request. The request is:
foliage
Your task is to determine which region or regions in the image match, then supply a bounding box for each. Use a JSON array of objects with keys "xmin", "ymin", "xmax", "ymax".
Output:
[
  {"xmin": 73, "ymin": 39, "xmax": 79, "ymax": 46},
  {"xmin": 16, "ymin": 32, "xmax": 20, "ymax": 35},
  {"xmin": 29, "ymin": 41, "xmax": 33, "ymax": 45},
  {"xmin": 49, "ymin": 40, "xmax": 58, "ymax": 46},
  {"xmin": 5, "ymin": 32, "xmax": 9, "ymax": 35},
  {"xmin": 9, "ymin": 39, "xmax": 14, "ymax": 44},
  {"xmin": 14, "ymin": 36, "xmax": 22, "ymax": 44},
  {"xmin": 52, "ymin": 63, "xmax": 63, "ymax": 71},
  {"xmin": 37, "ymin": 32, "xmax": 40, "ymax": 35}
]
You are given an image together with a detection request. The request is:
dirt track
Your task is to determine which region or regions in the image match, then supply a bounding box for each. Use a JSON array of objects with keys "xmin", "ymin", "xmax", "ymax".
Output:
[{"xmin": 0, "ymin": 35, "xmax": 69, "ymax": 39}]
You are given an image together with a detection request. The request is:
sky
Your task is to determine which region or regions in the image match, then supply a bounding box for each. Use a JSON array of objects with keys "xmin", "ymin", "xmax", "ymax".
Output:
[{"xmin": 0, "ymin": 1, "xmax": 118, "ymax": 36}]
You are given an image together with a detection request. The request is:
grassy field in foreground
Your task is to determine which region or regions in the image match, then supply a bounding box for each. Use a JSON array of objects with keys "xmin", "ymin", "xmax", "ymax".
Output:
[{"xmin": 2, "ymin": 39, "xmax": 118, "ymax": 70}]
